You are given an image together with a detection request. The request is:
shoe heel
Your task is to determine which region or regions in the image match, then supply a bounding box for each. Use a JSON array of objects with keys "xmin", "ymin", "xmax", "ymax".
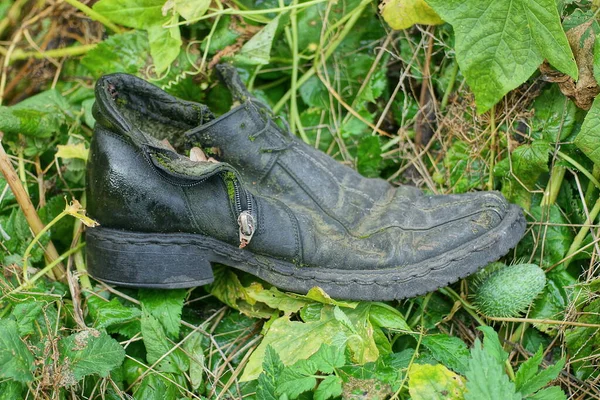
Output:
[{"xmin": 85, "ymin": 227, "xmax": 215, "ymax": 289}]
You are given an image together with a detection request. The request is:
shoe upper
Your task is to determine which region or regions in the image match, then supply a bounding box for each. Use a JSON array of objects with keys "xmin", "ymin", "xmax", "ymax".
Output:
[{"xmin": 87, "ymin": 72, "xmax": 519, "ymax": 271}]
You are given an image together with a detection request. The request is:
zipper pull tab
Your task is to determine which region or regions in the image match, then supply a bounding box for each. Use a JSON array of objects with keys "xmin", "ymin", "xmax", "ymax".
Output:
[{"xmin": 238, "ymin": 211, "xmax": 256, "ymax": 249}]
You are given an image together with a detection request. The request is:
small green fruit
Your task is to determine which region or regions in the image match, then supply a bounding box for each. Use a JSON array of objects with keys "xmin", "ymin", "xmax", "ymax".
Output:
[{"xmin": 471, "ymin": 263, "xmax": 546, "ymax": 318}]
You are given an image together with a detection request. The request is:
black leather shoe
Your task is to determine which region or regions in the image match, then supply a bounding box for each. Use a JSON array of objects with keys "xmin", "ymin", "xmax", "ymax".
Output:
[{"xmin": 85, "ymin": 73, "xmax": 526, "ymax": 300}]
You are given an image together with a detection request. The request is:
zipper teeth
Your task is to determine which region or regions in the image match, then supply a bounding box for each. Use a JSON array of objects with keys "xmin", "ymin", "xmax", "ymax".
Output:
[
  {"xmin": 232, "ymin": 177, "xmax": 243, "ymax": 214},
  {"xmin": 145, "ymin": 150, "xmax": 212, "ymax": 187}
]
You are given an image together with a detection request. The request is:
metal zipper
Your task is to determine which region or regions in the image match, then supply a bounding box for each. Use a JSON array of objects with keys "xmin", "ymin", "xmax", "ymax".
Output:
[{"xmin": 232, "ymin": 178, "xmax": 256, "ymax": 249}]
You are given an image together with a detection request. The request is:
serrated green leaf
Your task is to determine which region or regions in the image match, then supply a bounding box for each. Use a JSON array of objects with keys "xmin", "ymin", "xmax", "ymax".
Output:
[
  {"xmin": 11, "ymin": 301, "xmax": 43, "ymax": 336},
  {"xmin": 380, "ymin": 0, "xmax": 443, "ymax": 30},
  {"xmin": 59, "ymin": 329, "xmax": 125, "ymax": 382},
  {"xmin": 575, "ymin": 95, "xmax": 600, "ymax": 165},
  {"xmin": 276, "ymin": 359, "xmax": 318, "ymax": 398},
  {"xmin": 308, "ymin": 343, "xmax": 346, "ymax": 374},
  {"xmin": 81, "ymin": 31, "xmax": 150, "ymax": 78},
  {"xmin": 257, "ymin": 345, "xmax": 285, "ymax": 400},
  {"xmin": 529, "ymin": 386, "xmax": 567, "ymax": 400},
  {"xmin": 242, "ymin": 307, "xmax": 347, "ymax": 381},
  {"xmin": 426, "ymin": 0, "xmax": 542, "ymax": 113},
  {"xmin": 87, "ymin": 296, "xmax": 141, "ymax": 330},
  {"xmin": 519, "ymin": 356, "xmax": 565, "ymax": 396},
  {"xmin": 314, "ymin": 375, "xmax": 343, "ymax": 400},
  {"xmin": 234, "ymin": 17, "xmax": 279, "ymax": 66},
  {"xmin": 139, "ymin": 288, "xmax": 186, "ymax": 339},
  {"xmin": 464, "ymin": 338, "xmax": 520, "ymax": 400},
  {"xmin": 141, "ymin": 309, "xmax": 189, "ymax": 373},
  {"xmin": 525, "ymin": 0, "xmax": 577, "ymax": 80},
  {"xmin": 133, "ymin": 371, "xmax": 181, "ymax": 400},
  {"xmin": 93, "ymin": 0, "xmax": 164, "ymax": 29},
  {"xmin": 515, "ymin": 346, "xmax": 544, "ymax": 392},
  {"xmin": 183, "ymin": 331, "xmax": 205, "ymax": 391},
  {"xmin": 420, "ymin": 334, "xmax": 470, "ymax": 375},
  {"xmin": 148, "ymin": 23, "xmax": 182, "ymax": 75},
  {"xmin": 478, "ymin": 326, "xmax": 509, "ymax": 365},
  {"xmin": 0, "ymin": 319, "xmax": 35, "ymax": 382},
  {"xmin": 408, "ymin": 363, "xmax": 466, "ymax": 400}
]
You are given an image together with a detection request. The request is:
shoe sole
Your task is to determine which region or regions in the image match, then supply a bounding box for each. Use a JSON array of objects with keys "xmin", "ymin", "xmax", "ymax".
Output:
[{"xmin": 85, "ymin": 205, "xmax": 526, "ymax": 301}]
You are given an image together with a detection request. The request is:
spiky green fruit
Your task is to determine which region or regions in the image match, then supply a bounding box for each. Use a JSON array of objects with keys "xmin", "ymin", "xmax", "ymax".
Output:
[{"xmin": 471, "ymin": 263, "xmax": 546, "ymax": 318}]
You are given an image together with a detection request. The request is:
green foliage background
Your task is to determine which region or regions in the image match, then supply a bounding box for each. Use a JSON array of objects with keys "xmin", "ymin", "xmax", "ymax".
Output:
[{"xmin": 0, "ymin": 0, "xmax": 599, "ymax": 398}]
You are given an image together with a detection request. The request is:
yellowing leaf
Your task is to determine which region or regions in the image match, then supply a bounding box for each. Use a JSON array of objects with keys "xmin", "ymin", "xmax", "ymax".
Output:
[
  {"xmin": 56, "ymin": 143, "xmax": 89, "ymax": 162},
  {"xmin": 380, "ymin": 0, "xmax": 443, "ymax": 30},
  {"xmin": 174, "ymin": 0, "xmax": 210, "ymax": 21},
  {"xmin": 408, "ymin": 363, "xmax": 466, "ymax": 400}
]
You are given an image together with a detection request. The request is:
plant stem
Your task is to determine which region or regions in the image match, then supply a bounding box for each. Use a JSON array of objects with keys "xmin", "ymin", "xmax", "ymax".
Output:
[
  {"xmin": 487, "ymin": 106, "xmax": 496, "ymax": 190},
  {"xmin": 22, "ymin": 209, "xmax": 68, "ymax": 280},
  {"xmin": 584, "ymin": 164, "xmax": 600, "ymax": 208},
  {"xmin": 440, "ymin": 61, "xmax": 459, "ymax": 112},
  {"xmin": 562, "ymin": 196, "xmax": 600, "ymax": 270},
  {"xmin": 5, "ymin": 243, "xmax": 84, "ymax": 298},
  {"xmin": 9, "ymin": 43, "xmax": 97, "ymax": 61},
  {"xmin": 541, "ymin": 165, "xmax": 566, "ymax": 207},
  {"xmin": 0, "ymin": 0, "xmax": 28, "ymax": 39},
  {"xmin": 557, "ymin": 150, "xmax": 600, "ymax": 190},
  {"xmin": 167, "ymin": 0, "xmax": 327, "ymax": 26},
  {"xmin": 439, "ymin": 287, "xmax": 487, "ymax": 327},
  {"xmin": 62, "ymin": 0, "xmax": 123, "ymax": 34},
  {"xmin": 0, "ymin": 141, "xmax": 65, "ymax": 280},
  {"xmin": 272, "ymin": 0, "xmax": 370, "ymax": 114}
]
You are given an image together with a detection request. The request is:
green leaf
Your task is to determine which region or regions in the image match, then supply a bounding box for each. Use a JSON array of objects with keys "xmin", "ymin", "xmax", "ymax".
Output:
[
  {"xmin": 529, "ymin": 386, "xmax": 567, "ymax": 400},
  {"xmin": 524, "ymin": 0, "xmax": 577, "ymax": 80},
  {"xmin": 380, "ymin": 0, "xmax": 443, "ymax": 30},
  {"xmin": 276, "ymin": 359, "xmax": 318, "ymax": 398},
  {"xmin": 0, "ymin": 319, "xmax": 35, "ymax": 382},
  {"xmin": 183, "ymin": 331, "xmax": 205, "ymax": 391},
  {"xmin": 59, "ymin": 329, "xmax": 126, "ymax": 382},
  {"xmin": 594, "ymin": 33, "xmax": 600, "ymax": 85},
  {"xmin": 420, "ymin": 334, "xmax": 470, "ymax": 375},
  {"xmin": 148, "ymin": 23, "xmax": 182, "ymax": 75},
  {"xmin": 234, "ymin": 17, "xmax": 280, "ymax": 66},
  {"xmin": 408, "ymin": 363, "xmax": 466, "ymax": 400},
  {"xmin": 207, "ymin": 266, "xmax": 249, "ymax": 309},
  {"xmin": 565, "ymin": 298, "xmax": 600, "ymax": 379},
  {"xmin": 81, "ymin": 31, "xmax": 150, "ymax": 78},
  {"xmin": 140, "ymin": 309, "xmax": 189, "ymax": 373},
  {"xmin": 517, "ymin": 354, "xmax": 565, "ymax": 396},
  {"xmin": 257, "ymin": 345, "xmax": 286, "ymax": 400},
  {"xmin": 435, "ymin": 140, "xmax": 486, "ymax": 193},
  {"xmin": 174, "ymin": 0, "xmax": 210, "ymax": 21},
  {"xmin": 575, "ymin": 95, "xmax": 600, "ymax": 165},
  {"xmin": 531, "ymin": 269, "xmax": 576, "ymax": 335},
  {"xmin": 133, "ymin": 371, "xmax": 181, "ymax": 400},
  {"xmin": 357, "ymin": 136, "xmax": 383, "ymax": 178},
  {"xmin": 478, "ymin": 326, "xmax": 509, "ymax": 364},
  {"xmin": 93, "ymin": 0, "xmax": 164, "ymax": 29},
  {"xmin": 241, "ymin": 307, "xmax": 347, "ymax": 381},
  {"xmin": 309, "ymin": 343, "xmax": 346, "ymax": 374},
  {"xmin": 0, "ymin": 381, "xmax": 24, "ymax": 400},
  {"xmin": 530, "ymin": 85, "xmax": 577, "ymax": 142},
  {"xmin": 11, "ymin": 301, "xmax": 43, "ymax": 336},
  {"xmin": 426, "ymin": 0, "xmax": 542, "ymax": 113},
  {"xmin": 0, "ymin": 90, "xmax": 70, "ymax": 137},
  {"xmin": 245, "ymin": 283, "xmax": 311, "ymax": 314},
  {"xmin": 314, "ymin": 375, "xmax": 343, "ymax": 400},
  {"xmin": 515, "ymin": 346, "xmax": 544, "ymax": 393},
  {"xmin": 139, "ymin": 288, "xmax": 186, "ymax": 339},
  {"xmin": 87, "ymin": 296, "xmax": 141, "ymax": 330},
  {"xmin": 464, "ymin": 338, "xmax": 520, "ymax": 400}
]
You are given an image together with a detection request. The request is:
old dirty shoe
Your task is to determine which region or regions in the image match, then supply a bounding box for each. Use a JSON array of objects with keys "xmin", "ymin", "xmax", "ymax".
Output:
[{"xmin": 85, "ymin": 73, "xmax": 527, "ymax": 301}]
